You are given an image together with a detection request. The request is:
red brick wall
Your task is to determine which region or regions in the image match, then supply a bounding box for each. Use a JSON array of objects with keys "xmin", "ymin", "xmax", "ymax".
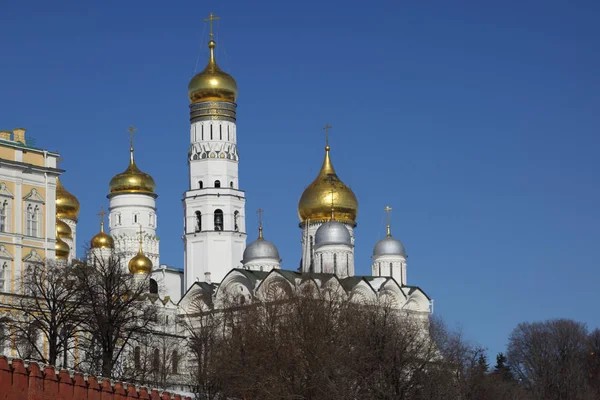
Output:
[{"xmin": 0, "ymin": 357, "xmax": 192, "ymax": 400}]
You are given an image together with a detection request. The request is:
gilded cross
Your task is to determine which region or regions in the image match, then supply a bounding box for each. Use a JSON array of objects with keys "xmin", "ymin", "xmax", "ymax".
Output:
[
  {"xmin": 204, "ymin": 13, "xmax": 220, "ymax": 39},
  {"xmin": 323, "ymin": 124, "xmax": 332, "ymax": 148},
  {"xmin": 384, "ymin": 205, "xmax": 392, "ymax": 236},
  {"xmin": 257, "ymin": 208, "xmax": 264, "ymax": 238},
  {"xmin": 97, "ymin": 206, "xmax": 106, "ymax": 223},
  {"xmin": 127, "ymin": 126, "xmax": 137, "ymax": 150}
]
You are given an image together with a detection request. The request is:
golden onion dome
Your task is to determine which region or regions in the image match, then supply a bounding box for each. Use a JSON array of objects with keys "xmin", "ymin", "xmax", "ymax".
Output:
[
  {"xmin": 109, "ymin": 148, "xmax": 156, "ymax": 196},
  {"xmin": 128, "ymin": 249, "xmax": 153, "ymax": 275},
  {"xmin": 188, "ymin": 39, "xmax": 238, "ymax": 103},
  {"xmin": 298, "ymin": 145, "xmax": 358, "ymax": 226},
  {"xmin": 90, "ymin": 220, "xmax": 114, "ymax": 250},
  {"xmin": 56, "ymin": 177, "xmax": 80, "ymax": 221},
  {"xmin": 56, "ymin": 219, "xmax": 72, "ymax": 239},
  {"xmin": 55, "ymin": 236, "xmax": 70, "ymax": 260}
]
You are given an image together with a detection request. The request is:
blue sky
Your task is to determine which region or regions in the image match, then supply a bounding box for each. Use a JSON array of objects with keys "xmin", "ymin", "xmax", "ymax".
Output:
[{"xmin": 1, "ymin": 0, "xmax": 599, "ymax": 360}]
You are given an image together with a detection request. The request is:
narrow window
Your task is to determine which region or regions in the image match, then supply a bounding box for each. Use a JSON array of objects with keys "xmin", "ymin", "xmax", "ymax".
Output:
[
  {"xmin": 32, "ymin": 206, "xmax": 38, "ymax": 237},
  {"xmin": 0, "ymin": 201, "xmax": 6, "ymax": 232},
  {"xmin": 134, "ymin": 214, "xmax": 138, "ymax": 224},
  {"xmin": 0, "ymin": 262, "xmax": 6, "ymax": 291},
  {"xmin": 230, "ymin": 181, "xmax": 234, "ymax": 188},
  {"xmin": 195, "ymin": 211, "xmax": 201, "ymax": 232},
  {"xmin": 210, "ymin": 125, "xmax": 213, "ymax": 140},
  {"xmin": 334, "ymin": 253, "xmax": 337, "ymax": 275},
  {"xmin": 214, "ymin": 209, "xmax": 223, "ymax": 231},
  {"xmin": 234, "ymin": 210, "xmax": 239, "ymax": 232},
  {"xmin": 201, "ymin": 125, "xmax": 204, "ymax": 141},
  {"xmin": 220, "ymin": 125, "xmax": 222, "ymax": 140},
  {"xmin": 390, "ymin": 262, "xmax": 393, "ymax": 277},
  {"xmin": 227, "ymin": 126, "xmax": 230, "ymax": 141},
  {"xmin": 214, "ymin": 180, "xmax": 221, "ymax": 188},
  {"xmin": 149, "ymin": 279, "xmax": 158, "ymax": 294},
  {"xmin": 198, "ymin": 180, "xmax": 203, "ymax": 189},
  {"xmin": 117, "ymin": 214, "xmax": 121, "ymax": 225},
  {"xmin": 153, "ymin": 348, "xmax": 160, "ymax": 372},
  {"xmin": 26, "ymin": 205, "xmax": 33, "ymax": 236},
  {"xmin": 172, "ymin": 350, "xmax": 179, "ymax": 374}
]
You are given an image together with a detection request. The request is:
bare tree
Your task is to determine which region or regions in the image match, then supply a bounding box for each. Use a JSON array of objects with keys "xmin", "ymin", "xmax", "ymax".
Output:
[
  {"xmin": 507, "ymin": 319, "xmax": 594, "ymax": 400},
  {"xmin": 73, "ymin": 253, "xmax": 157, "ymax": 378},
  {"xmin": 10, "ymin": 261, "xmax": 83, "ymax": 366}
]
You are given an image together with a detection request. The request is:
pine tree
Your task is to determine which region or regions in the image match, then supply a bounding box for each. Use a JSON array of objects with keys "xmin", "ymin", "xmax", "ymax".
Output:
[{"xmin": 493, "ymin": 352, "xmax": 514, "ymax": 381}]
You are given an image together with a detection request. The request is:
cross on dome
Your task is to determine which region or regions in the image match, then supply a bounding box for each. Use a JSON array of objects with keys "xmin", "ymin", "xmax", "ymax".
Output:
[
  {"xmin": 204, "ymin": 13, "xmax": 220, "ymax": 39},
  {"xmin": 384, "ymin": 205, "xmax": 393, "ymax": 236}
]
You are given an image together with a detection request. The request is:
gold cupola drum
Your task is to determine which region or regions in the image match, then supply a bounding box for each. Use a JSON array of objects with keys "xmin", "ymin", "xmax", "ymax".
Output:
[
  {"xmin": 56, "ymin": 177, "xmax": 80, "ymax": 221},
  {"xmin": 128, "ymin": 225, "xmax": 152, "ymax": 275},
  {"xmin": 298, "ymin": 127, "xmax": 358, "ymax": 226},
  {"xmin": 90, "ymin": 207, "xmax": 114, "ymax": 250}
]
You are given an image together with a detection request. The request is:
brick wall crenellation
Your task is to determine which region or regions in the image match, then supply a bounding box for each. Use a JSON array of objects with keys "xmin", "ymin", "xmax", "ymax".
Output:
[{"xmin": 0, "ymin": 357, "xmax": 191, "ymax": 400}]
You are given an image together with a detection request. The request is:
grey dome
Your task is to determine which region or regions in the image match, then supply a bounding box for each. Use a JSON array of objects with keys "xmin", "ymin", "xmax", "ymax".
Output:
[
  {"xmin": 242, "ymin": 238, "xmax": 281, "ymax": 263},
  {"xmin": 373, "ymin": 236, "xmax": 406, "ymax": 257},
  {"xmin": 315, "ymin": 220, "xmax": 352, "ymax": 246}
]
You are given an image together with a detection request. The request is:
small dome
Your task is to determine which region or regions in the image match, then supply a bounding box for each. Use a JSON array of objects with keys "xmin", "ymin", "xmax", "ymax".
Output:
[
  {"xmin": 298, "ymin": 146, "xmax": 358, "ymax": 225},
  {"xmin": 91, "ymin": 229, "xmax": 114, "ymax": 249},
  {"xmin": 55, "ymin": 236, "xmax": 70, "ymax": 260},
  {"xmin": 109, "ymin": 149, "xmax": 156, "ymax": 196},
  {"xmin": 242, "ymin": 236, "xmax": 281, "ymax": 263},
  {"xmin": 56, "ymin": 219, "xmax": 72, "ymax": 239},
  {"xmin": 315, "ymin": 220, "xmax": 352, "ymax": 246},
  {"xmin": 373, "ymin": 236, "xmax": 406, "ymax": 257},
  {"xmin": 188, "ymin": 40, "xmax": 238, "ymax": 103},
  {"xmin": 128, "ymin": 250, "xmax": 153, "ymax": 274},
  {"xmin": 56, "ymin": 177, "xmax": 80, "ymax": 220}
]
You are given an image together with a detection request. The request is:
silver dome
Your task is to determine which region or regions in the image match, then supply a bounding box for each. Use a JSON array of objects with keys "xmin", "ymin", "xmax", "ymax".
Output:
[
  {"xmin": 373, "ymin": 236, "xmax": 406, "ymax": 257},
  {"xmin": 315, "ymin": 220, "xmax": 352, "ymax": 246},
  {"xmin": 242, "ymin": 238, "xmax": 281, "ymax": 263}
]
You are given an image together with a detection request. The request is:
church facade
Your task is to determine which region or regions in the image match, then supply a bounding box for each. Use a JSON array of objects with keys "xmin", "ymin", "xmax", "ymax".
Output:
[{"xmin": 0, "ymin": 17, "xmax": 432, "ymax": 374}]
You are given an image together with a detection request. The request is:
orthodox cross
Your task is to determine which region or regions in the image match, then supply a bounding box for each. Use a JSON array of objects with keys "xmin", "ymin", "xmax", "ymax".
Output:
[
  {"xmin": 323, "ymin": 124, "xmax": 332, "ymax": 148},
  {"xmin": 257, "ymin": 208, "xmax": 264, "ymax": 238},
  {"xmin": 97, "ymin": 206, "xmax": 106, "ymax": 229},
  {"xmin": 204, "ymin": 13, "xmax": 220, "ymax": 39},
  {"xmin": 127, "ymin": 126, "xmax": 137, "ymax": 150},
  {"xmin": 384, "ymin": 205, "xmax": 392, "ymax": 236}
]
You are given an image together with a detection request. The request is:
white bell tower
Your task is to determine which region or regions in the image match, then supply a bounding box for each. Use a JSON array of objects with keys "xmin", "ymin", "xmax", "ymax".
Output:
[{"xmin": 183, "ymin": 14, "xmax": 246, "ymax": 287}]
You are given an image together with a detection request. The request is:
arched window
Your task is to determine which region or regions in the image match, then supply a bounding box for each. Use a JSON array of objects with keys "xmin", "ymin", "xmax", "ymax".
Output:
[
  {"xmin": 153, "ymin": 348, "xmax": 160, "ymax": 372},
  {"xmin": 210, "ymin": 125, "xmax": 213, "ymax": 140},
  {"xmin": 195, "ymin": 211, "xmax": 201, "ymax": 232},
  {"xmin": 219, "ymin": 125, "xmax": 222, "ymax": 140},
  {"xmin": 172, "ymin": 350, "xmax": 179, "ymax": 374},
  {"xmin": 32, "ymin": 206, "xmax": 39, "ymax": 237},
  {"xmin": 214, "ymin": 180, "xmax": 221, "ymax": 188},
  {"xmin": 149, "ymin": 278, "xmax": 158, "ymax": 294},
  {"xmin": 26, "ymin": 205, "xmax": 33, "ymax": 236},
  {"xmin": 214, "ymin": 209, "xmax": 223, "ymax": 231},
  {"xmin": 198, "ymin": 180, "xmax": 203, "ymax": 189},
  {"xmin": 201, "ymin": 125, "xmax": 204, "ymax": 141},
  {"xmin": 230, "ymin": 181, "xmax": 234, "ymax": 188},
  {"xmin": 134, "ymin": 346, "xmax": 141, "ymax": 369},
  {"xmin": 234, "ymin": 210, "xmax": 239, "ymax": 232}
]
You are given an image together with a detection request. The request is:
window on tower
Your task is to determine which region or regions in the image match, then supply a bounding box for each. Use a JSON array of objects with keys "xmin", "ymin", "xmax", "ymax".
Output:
[
  {"xmin": 195, "ymin": 211, "xmax": 201, "ymax": 232},
  {"xmin": 230, "ymin": 181, "xmax": 234, "ymax": 188},
  {"xmin": 210, "ymin": 125, "xmax": 213, "ymax": 140},
  {"xmin": 214, "ymin": 209, "xmax": 223, "ymax": 231},
  {"xmin": 234, "ymin": 210, "xmax": 239, "ymax": 232},
  {"xmin": 220, "ymin": 125, "xmax": 222, "ymax": 140},
  {"xmin": 214, "ymin": 180, "xmax": 221, "ymax": 188},
  {"xmin": 199, "ymin": 181, "xmax": 203, "ymax": 189},
  {"xmin": 149, "ymin": 279, "xmax": 158, "ymax": 294}
]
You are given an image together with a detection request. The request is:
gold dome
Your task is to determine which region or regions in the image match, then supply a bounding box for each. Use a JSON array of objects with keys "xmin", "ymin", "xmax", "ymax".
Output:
[
  {"xmin": 298, "ymin": 145, "xmax": 358, "ymax": 226},
  {"xmin": 188, "ymin": 39, "xmax": 238, "ymax": 103},
  {"xmin": 56, "ymin": 177, "xmax": 80, "ymax": 221},
  {"xmin": 56, "ymin": 219, "xmax": 72, "ymax": 239},
  {"xmin": 90, "ymin": 220, "xmax": 114, "ymax": 250},
  {"xmin": 55, "ymin": 236, "xmax": 70, "ymax": 260},
  {"xmin": 128, "ymin": 249, "xmax": 153, "ymax": 275},
  {"xmin": 109, "ymin": 148, "xmax": 156, "ymax": 196}
]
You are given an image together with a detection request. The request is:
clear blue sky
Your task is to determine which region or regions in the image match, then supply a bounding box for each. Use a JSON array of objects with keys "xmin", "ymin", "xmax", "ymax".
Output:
[{"xmin": 1, "ymin": 0, "xmax": 599, "ymax": 360}]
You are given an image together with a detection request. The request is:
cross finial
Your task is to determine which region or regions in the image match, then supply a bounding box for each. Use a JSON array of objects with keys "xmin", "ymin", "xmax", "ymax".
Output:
[
  {"xmin": 97, "ymin": 206, "xmax": 106, "ymax": 232},
  {"xmin": 204, "ymin": 13, "xmax": 220, "ymax": 40},
  {"xmin": 127, "ymin": 125, "xmax": 137, "ymax": 151},
  {"xmin": 384, "ymin": 205, "xmax": 392, "ymax": 236},
  {"xmin": 323, "ymin": 124, "xmax": 332, "ymax": 150},
  {"xmin": 257, "ymin": 208, "xmax": 264, "ymax": 239}
]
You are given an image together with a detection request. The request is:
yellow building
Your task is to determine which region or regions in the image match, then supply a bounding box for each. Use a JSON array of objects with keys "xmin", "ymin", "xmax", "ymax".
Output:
[{"xmin": 0, "ymin": 128, "xmax": 75, "ymax": 294}]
